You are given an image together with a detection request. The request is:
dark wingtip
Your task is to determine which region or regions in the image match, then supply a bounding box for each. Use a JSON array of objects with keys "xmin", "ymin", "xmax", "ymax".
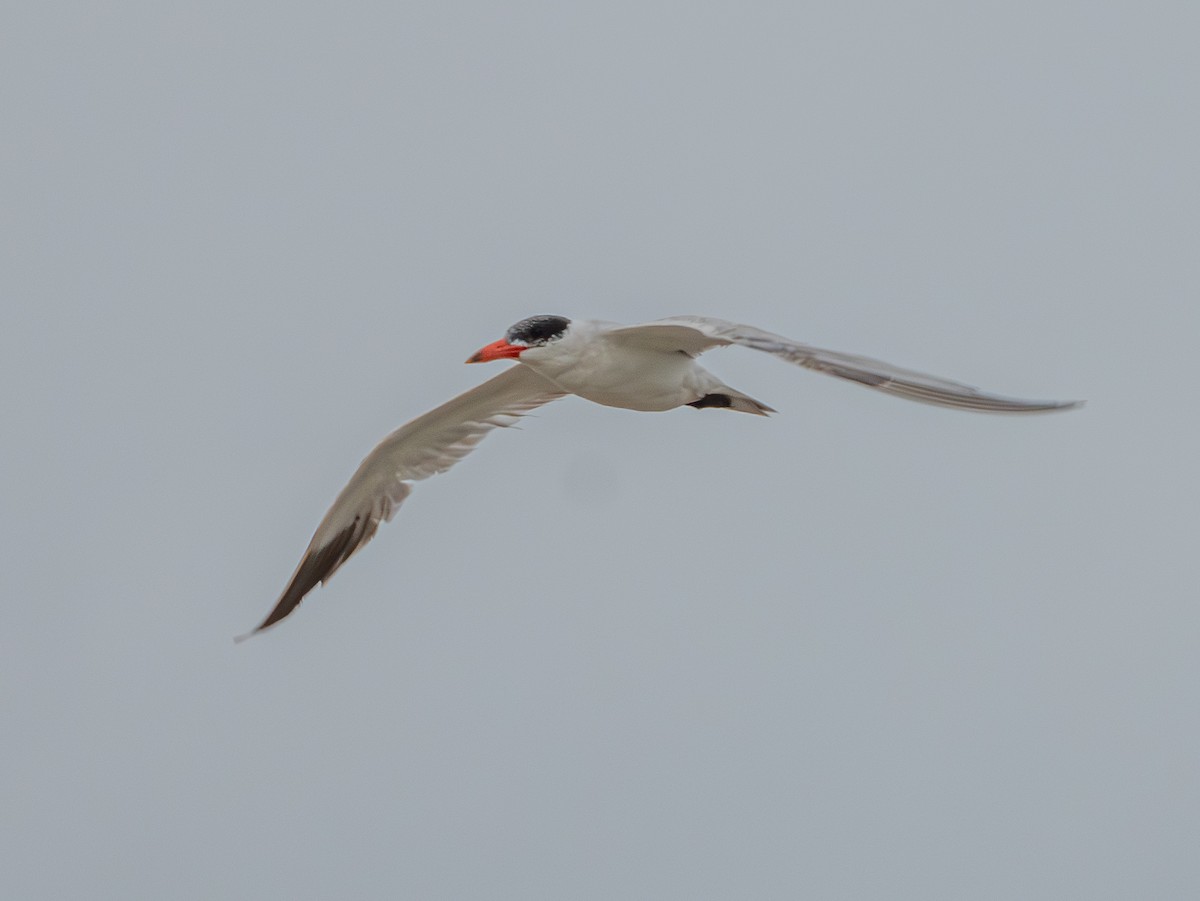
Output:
[
  {"xmin": 233, "ymin": 608, "xmax": 288, "ymax": 643},
  {"xmin": 1006, "ymin": 398, "xmax": 1086, "ymax": 414},
  {"xmin": 237, "ymin": 522, "xmax": 359, "ymax": 642}
]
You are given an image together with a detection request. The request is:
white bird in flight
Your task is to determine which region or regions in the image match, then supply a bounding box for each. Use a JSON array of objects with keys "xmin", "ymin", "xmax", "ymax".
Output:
[{"xmin": 239, "ymin": 315, "xmax": 1080, "ymax": 639}]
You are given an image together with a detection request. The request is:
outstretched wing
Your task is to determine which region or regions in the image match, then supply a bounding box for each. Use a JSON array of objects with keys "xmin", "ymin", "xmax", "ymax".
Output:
[
  {"xmin": 607, "ymin": 315, "xmax": 1081, "ymax": 413},
  {"xmin": 238, "ymin": 365, "xmax": 568, "ymax": 639}
]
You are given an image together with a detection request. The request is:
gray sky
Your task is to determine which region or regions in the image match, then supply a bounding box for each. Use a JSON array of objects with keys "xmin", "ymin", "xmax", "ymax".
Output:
[{"xmin": 3, "ymin": 2, "xmax": 1197, "ymax": 899}]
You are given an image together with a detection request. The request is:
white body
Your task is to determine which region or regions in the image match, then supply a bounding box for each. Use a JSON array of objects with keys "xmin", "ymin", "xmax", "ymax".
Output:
[{"xmin": 517, "ymin": 319, "xmax": 748, "ymax": 412}]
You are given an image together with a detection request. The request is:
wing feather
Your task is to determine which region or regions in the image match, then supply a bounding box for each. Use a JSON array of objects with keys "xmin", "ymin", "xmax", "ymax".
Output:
[
  {"xmin": 607, "ymin": 315, "xmax": 1081, "ymax": 413},
  {"xmin": 238, "ymin": 365, "xmax": 567, "ymax": 639}
]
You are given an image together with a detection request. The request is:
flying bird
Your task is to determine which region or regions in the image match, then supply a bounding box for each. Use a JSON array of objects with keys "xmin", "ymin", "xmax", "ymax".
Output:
[{"xmin": 238, "ymin": 315, "xmax": 1080, "ymax": 639}]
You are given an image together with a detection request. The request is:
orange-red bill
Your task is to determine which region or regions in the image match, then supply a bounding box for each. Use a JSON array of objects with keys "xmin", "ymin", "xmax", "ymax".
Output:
[{"xmin": 466, "ymin": 339, "xmax": 525, "ymax": 363}]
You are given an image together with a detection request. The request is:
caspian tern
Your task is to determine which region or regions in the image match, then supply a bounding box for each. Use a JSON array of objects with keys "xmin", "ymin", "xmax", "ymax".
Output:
[{"xmin": 239, "ymin": 314, "xmax": 1079, "ymax": 639}]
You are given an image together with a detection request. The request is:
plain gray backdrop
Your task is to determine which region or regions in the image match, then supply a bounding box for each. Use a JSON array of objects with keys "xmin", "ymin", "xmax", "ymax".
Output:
[{"xmin": 3, "ymin": 2, "xmax": 1196, "ymax": 899}]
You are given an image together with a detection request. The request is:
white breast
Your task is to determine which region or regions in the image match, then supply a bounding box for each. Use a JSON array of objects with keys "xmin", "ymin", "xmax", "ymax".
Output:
[{"xmin": 518, "ymin": 321, "xmax": 710, "ymax": 412}]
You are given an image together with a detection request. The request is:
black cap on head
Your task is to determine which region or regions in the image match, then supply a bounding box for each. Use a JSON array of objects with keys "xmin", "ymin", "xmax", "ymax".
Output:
[{"xmin": 505, "ymin": 315, "xmax": 571, "ymax": 347}]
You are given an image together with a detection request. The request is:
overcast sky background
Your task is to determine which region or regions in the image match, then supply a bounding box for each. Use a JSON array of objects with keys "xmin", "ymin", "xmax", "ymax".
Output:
[{"xmin": 2, "ymin": 2, "xmax": 1197, "ymax": 899}]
